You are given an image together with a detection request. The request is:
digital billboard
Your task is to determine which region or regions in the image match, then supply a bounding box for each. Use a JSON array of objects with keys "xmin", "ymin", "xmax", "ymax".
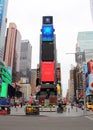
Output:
[
  {"xmin": 41, "ymin": 61, "xmax": 55, "ymax": 82},
  {"xmin": 42, "ymin": 42, "xmax": 54, "ymax": 61},
  {"xmin": 43, "ymin": 16, "xmax": 53, "ymax": 24},
  {"xmin": 87, "ymin": 60, "xmax": 93, "ymax": 74},
  {"xmin": 0, "ymin": 82, "xmax": 8, "ymax": 97},
  {"xmin": 41, "ymin": 25, "xmax": 54, "ymax": 41},
  {"xmin": 0, "ymin": 0, "xmax": 5, "ymax": 31}
]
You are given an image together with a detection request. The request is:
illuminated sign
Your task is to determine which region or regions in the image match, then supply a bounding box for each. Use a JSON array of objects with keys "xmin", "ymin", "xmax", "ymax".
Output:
[
  {"xmin": 0, "ymin": 0, "xmax": 5, "ymax": 31},
  {"xmin": 88, "ymin": 74, "xmax": 93, "ymax": 90},
  {"xmin": 43, "ymin": 16, "xmax": 53, "ymax": 24},
  {"xmin": 41, "ymin": 25, "xmax": 54, "ymax": 41},
  {"xmin": 0, "ymin": 82, "xmax": 8, "ymax": 97},
  {"xmin": 87, "ymin": 60, "xmax": 93, "ymax": 74},
  {"xmin": 41, "ymin": 61, "xmax": 55, "ymax": 82}
]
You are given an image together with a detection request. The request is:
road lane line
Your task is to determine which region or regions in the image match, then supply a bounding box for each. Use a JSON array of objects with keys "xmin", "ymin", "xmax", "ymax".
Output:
[{"xmin": 85, "ymin": 116, "xmax": 93, "ymax": 121}]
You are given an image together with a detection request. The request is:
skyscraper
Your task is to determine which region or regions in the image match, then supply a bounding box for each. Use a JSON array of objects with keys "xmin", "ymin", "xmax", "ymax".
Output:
[
  {"xmin": 77, "ymin": 31, "xmax": 93, "ymax": 62},
  {"xmin": 90, "ymin": 0, "xmax": 93, "ymax": 22},
  {"xmin": 4, "ymin": 23, "xmax": 21, "ymax": 82},
  {"xmin": 0, "ymin": 0, "xmax": 8, "ymax": 62},
  {"xmin": 4, "ymin": 23, "xmax": 17, "ymax": 68},
  {"xmin": 20, "ymin": 40, "xmax": 32, "ymax": 83}
]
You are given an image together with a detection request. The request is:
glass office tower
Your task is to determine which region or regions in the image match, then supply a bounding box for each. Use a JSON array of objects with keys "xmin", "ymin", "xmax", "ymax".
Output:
[{"xmin": 0, "ymin": 0, "xmax": 8, "ymax": 62}]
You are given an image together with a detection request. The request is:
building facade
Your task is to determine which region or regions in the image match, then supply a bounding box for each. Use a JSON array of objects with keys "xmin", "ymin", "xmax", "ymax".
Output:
[
  {"xmin": 20, "ymin": 40, "xmax": 32, "ymax": 83},
  {"xmin": 90, "ymin": 0, "xmax": 93, "ymax": 22},
  {"xmin": 3, "ymin": 23, "xmax": 21, "ymax": 82},
  {"xmin": 0, "ymin": 0, "xmax": 8, "ymax": 62},
  {"xmin": 4, "ymin": 23, "xmax": 17, "ymax": 68},
  {"xmin": 77, "ymin": 31, "xmax": 93, "ymax": 63},
  {"xmin": 31, "ymin": 69, "xmax": 37, "ymax": 96}
]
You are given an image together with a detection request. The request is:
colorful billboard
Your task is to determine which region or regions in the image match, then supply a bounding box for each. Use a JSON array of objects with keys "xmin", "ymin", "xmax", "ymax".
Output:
[
  {"xmin": 0, "ymin": 0, "xmax": 5, "ymax": 31},
  {"xmin": 87, "ymin": 60, "xmax": 93, "ymax": 74},
  {"xmin": 41, "ymin": 61, "xmax": 55, "ymax": 82},
  {"xmin": 88, "ymin": 74, "xmax": 93, "ymax": 91}
]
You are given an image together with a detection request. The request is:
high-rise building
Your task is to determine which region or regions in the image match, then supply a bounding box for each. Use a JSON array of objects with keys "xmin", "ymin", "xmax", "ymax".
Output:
[
  {"xmin": 20, "ymin": 40, "xmax": 32, "ymax": 83},
  {"xmin": 4, "ymin": 23, "xmax": 17, "ymax": 68},
  {"xmin": 90, "ymin": 0, "xmax": 93, "ymax": 21},
  {"xmin": 31, "ymin": 69, "xmax": 37, "ymax": 96},
  {"xmin": 77, "ymin": 31, "xmax": 93, "ymax": 51},
  {"xmin": 0, "ymin": 0, "xmax": 8, "ymax": 62},
  {"xmin": 3, "ymin": 23, "xmax": 21, "ymax": 82},
  {"xmin": 77, "ymin": 31, "xmax": 93, "ymax": 62}
]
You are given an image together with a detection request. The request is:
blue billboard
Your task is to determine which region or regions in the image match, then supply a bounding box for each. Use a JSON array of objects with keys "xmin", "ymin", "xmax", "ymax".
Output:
[
  {"xmin": 0, "ymin": 0, "xmax": 5, "ymax": 31},
  {"xmin": 41, "ymin": 25, "xmax": 54, "ymax": 41},
  {"xmin": 83, "ymin": 64, "xmax": 88, "ymax": 74}
]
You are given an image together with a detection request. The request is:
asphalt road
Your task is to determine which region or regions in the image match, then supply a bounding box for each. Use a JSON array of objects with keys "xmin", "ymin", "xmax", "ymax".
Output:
[{"xmin": 0, "ymin": 115, "xmax": 93, "ymax": 130}]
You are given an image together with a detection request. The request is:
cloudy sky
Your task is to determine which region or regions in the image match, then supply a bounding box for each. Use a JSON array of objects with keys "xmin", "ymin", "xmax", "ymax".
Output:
[{"xmin": 7, "ymin": 0, "xmax": 93, "ymax": 97}]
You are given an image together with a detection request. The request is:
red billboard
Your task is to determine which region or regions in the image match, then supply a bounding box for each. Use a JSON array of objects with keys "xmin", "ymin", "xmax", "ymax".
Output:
[
  {"xmin": 41, "ymin": 62, "xmax": 55, "ymax": 82},
  {"xmin": 87, "ymin": 60, "xmax": 93, "ymax": 74}
]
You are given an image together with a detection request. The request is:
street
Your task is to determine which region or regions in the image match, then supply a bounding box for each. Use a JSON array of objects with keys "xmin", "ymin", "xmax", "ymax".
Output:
[
  {"xmin": 10, "ymin": 104, "xmax": 93, "ymax": 117},
  {"xmin": 0, "ymin": 114, "xmax": 93, "ymax": 130},
  {"xmin": 0, "ymin": 105, "xmax": 93, "ymax": 130}
]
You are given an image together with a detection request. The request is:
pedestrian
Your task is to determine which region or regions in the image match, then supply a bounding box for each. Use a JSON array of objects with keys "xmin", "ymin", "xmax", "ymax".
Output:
[
  {"xmin": 71, "ymin": 102, "xmax": 73, "ymax": 109},
  {"xmin": 20, "ymin": 102, "xmax": 22, "ymax": 108},
  {"xmin": 67, "ymin": 105, "xmax": 70, "ymax": 112},
  {"xmin": 14, "ymin": 101, "xmax": 16, "ymax": 108}
]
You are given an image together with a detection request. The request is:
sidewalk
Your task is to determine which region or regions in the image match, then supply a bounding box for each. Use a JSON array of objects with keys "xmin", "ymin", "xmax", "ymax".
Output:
[
  {"xmin": 10, "ymin": 105, "xmax": 93, "ymax": 117},
  {"xmin": 40, "ymin": 105, "xmax": 93, "ymax": 117}
]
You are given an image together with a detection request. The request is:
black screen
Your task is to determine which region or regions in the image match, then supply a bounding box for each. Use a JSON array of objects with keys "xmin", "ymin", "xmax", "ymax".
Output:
[
  {"xmin": 43, "ymin": 16, "xmax": 53, "ymax": 24},
  {"xmin": 41, "ymin": 42, "xmax": 54, "ymax": 61}
]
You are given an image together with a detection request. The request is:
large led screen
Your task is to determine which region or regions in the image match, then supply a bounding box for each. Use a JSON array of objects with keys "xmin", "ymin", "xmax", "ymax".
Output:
[
  {"xmin": 0, "ymin": 82, "xmax": 8, "ymax": 97},
  {"xmin": 42, "ymin": 42, "xmax": 54, "ymax": 61},
  {"xmin": 0, "ymin": 0, "xmax": 5, "ymax": 31},
  {"xmin": 87, "ymin": 61, "xmax": 93, "ymax": 74},
  {"xmin": 43, "ymin": 16, "xmax": 53, "ymax": 24},
  {"xmin": 41, "ymin": 25, "xmax": 54, "ymax": 41},
  {"xmin": 41, "ymin": 62, "xmax": 55, "ymax": 82}
]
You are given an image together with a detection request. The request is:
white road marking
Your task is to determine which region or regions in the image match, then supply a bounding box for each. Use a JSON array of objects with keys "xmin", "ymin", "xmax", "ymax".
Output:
[{"xmin": 85, "ymin": 116, "xmax": 93, "ymax": 121}]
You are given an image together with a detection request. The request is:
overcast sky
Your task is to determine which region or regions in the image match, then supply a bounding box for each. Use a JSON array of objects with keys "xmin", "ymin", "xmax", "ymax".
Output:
[{"xmin": 7, "ymin": 0, "xmax": 93, "ymax": 97}]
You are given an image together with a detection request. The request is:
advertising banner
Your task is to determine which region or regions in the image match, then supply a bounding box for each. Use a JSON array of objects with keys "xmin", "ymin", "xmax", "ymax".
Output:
[
  {"xmin": 0, "ymin": 0, "xmax": 5, "ymax": 31},
  {"xmin": 88, "ymin": 74, "xmax": 93, "ymax": 90},
  {"xmin": 41, "ymin": 25, "xmax": 54, "ymax": 41},
  {"xmin": 41, "ymin": 61, "xmax": 55, "ymax": 82}
]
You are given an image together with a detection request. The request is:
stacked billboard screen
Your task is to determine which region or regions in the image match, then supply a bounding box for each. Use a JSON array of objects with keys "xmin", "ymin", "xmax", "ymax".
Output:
[
  {"xmin": 41, "ymin": 25, "xmax": 54, "ymax": 42},
  {"xmin": 41, "ymin": 61, "xmax": 55, "ymax": 82},
  {"xmin": 42, "ymin": 42, "xmax": 54, "ymax": 61}
]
